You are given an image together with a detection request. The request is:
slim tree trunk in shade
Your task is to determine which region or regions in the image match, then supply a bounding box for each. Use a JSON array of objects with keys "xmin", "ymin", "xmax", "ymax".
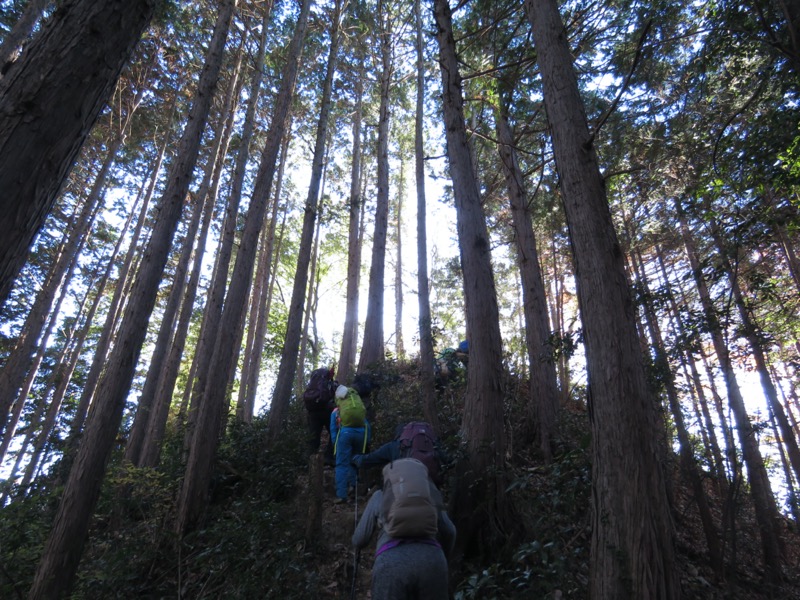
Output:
[
  {"xmin": 433, "ymin": 0, "xmax": 508, "ymax": 555},
  {"xmin": 675, "ymin": 199, "xmax": 784, "ymax": 583},
  {"xmin": 358, "ymin": 0, "xmax": 392, "ymax": 371},
  {"xmin": 0, "ymin": 139, "xmax": 114, "ymax": 444},
  {"xmin": 706, "ymin": 211, "xmax": 800, "ymax": 487},
  {"xmin": 238, "ymin": 129, "xmax": 291, "ymax": 422},
  {"xmin": 139, "ymin": 141, "xmax": 229, "ymax": 468},
  {"xmin": 413, "ymin": 0, "xmax": 437, "ymax": 430},
  {"xmin": 297, "ymin": 202, "xmax": 325, "ymax": 393},
  {"xmin": 0, "ymin": 0, "xmax": 156, "ymax": 310},
  {"xmin": 628, "ymin": 245, "xmax": 723, "ymax": 575},
  {"xmin": 126, "ymin": 48, "xmax": 244, "ymax": 467},
  {"xmin": 59, "ymin": 110, "xmax": 173, "ymax": 468},
  {"xmin": 394, "ymin": 155, "xmax": 405, "ymax": 359},
  {"xmin": 179, "ymin": 2, "xmax": 273, "ymax": 427},
  {"xmin": 15, "ymin": 189, "xmax": 142, "ymax": 490},
  {"xmin": 266, "ymin": 0, "xmax": 341, "ymax": 446},
  {"xmin": 337, "ymin": 45, "xmax": 365, "ymax": 384},
  {"xmin": 654, "ymin": 243, "xmax": 731, "ymax": 496},
  {"xmin": 177, "ymin": 0, "xmax": 311, "ymax": 535},
  {"xmin": 0, "ymin": 0, "xmax": 51, "ymax": 71},
  {"xmin": 0, "ymin": 263, "xmax": 74, "ymax": 465},
  {"xmin": 524, "ymin": 0, "xmax": 678, "ymax": 596},
  {"xmin": 1, "ymin": 275, "xmax": 88, "ymax": 501},
  {"xmin": 123, "ymin": 190, "xmax": 202, "ymax": 465},
  {"xmin": 495, "ymin": 103, "xmax": 559, "ymax": 460},
  {"xmin": 28, "ymin": 3, "xmax": 236, "ymax": 596}
]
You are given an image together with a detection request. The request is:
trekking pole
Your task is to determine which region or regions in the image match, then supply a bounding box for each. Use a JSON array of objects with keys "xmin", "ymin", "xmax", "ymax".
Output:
[
  {"xmin": 350, "ymin": 548, "xmax": 360, "ymax": 600},
  {"xmin": 350, "ymin": 468, "xmax": 360, "ymax": 599},
  {"xmin": 353, "ymin": 467, "xmax": 359, "ymax": 527}
]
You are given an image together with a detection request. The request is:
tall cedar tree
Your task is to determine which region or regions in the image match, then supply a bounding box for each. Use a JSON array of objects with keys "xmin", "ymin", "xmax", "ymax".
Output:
[
  {"xmin": 177, "ymin": 0, "xmax": 312, "ymax": 534},
  {"xmin": 358, "ymin": 0, "xmax": 393, "ymax": 371},
  {"xmin": 433, "ymin": 0, "xmax": 509, "ymax": 556},
  {"xmin": 27, "ymin": 2, "xmax": 237, "ymax": 596},
  {"xmin": 524, "ymin": 0, "xmax": 679, "ymax": 596},
  {"xmin": 414, "ymin": 0, "xmax": 438, "ymax": 429},
  {"xmin": 495, "ymin": 103, "xmax": 559, "ymax": 460},
  {"xmin": 0, "ymin": 0, "xmax": 156, "ymax": 310},
  {"xmin": 266, "ymin": 0, "xmax": 339, "ymax": 444},
  {"xmin": 337, "ymin": 22, "xmax": 366, "ymax": 383}
]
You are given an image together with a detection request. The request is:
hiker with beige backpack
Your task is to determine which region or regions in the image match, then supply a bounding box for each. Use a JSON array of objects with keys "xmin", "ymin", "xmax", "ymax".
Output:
[{"xmin": 351, "ymin": 457, "xmax": 456, "ymax": 599}]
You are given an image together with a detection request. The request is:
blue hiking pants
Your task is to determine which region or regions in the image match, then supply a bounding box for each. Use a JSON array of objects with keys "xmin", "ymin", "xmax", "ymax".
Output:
[{"xmin": 334, "ymin": 426, "xmax": 368, "ymax": 500}]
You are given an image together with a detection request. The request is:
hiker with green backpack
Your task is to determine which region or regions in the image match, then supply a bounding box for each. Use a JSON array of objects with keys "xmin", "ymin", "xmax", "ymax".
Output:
[
  {"xmin": 352, "ymin": 458, "xmax": 456, "ymax": 599},
  {"xmin": 330, "ymin": 383, "xmax": 371, "ymax": 504}
]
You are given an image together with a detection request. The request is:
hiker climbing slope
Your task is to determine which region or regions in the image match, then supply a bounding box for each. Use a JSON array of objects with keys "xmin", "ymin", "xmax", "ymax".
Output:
[
  {"xmin": 352, "ymin": 421, "xmax": 447, "ymax": 486},
  {"xmin": 352, "ymin": 458, "xmax": 456, "ymax": 599},
  {"xmin": 330, "ymin": 384, "xmax": 370, "ymax": 503},
  {"xmin": 303, "ymin": 367, "xmax": 337, "ymax": 465}
]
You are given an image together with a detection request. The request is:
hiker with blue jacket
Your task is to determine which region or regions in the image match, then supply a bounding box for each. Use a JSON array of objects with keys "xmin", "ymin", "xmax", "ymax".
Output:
[
  {"xmin": 352, "ymin": 421, "xmax": 447, "ymax": 486},
  {"xmin": 352, "ymin": 458, "xmax": 456, "ymax": 599},
  {"xmin": 330, "ymin": 383, "xmax": 370, "ymax": 504}
]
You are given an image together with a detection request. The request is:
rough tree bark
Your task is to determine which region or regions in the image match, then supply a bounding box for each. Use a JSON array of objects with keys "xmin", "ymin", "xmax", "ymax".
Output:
[
  {"xmin": 433, "ymin": 0, "xmax": 508, "ymax": 557},
  {"xmin": 337, "ymin": 40, "xmax": 365, "ymax": 383},
  {"xmin": 413, "ymin": 0, "xmax": 438, "ymax": 430},
  {"xmin": 0, "ymin": 0, "xmax": 156, "ymax": 310},
  {"xmin": 524, "ymin": 1, "xmax": 679, "ymax": 596},
  {"xmin": 495, "ymin": 103, "xmax": 559, "ymax": 460},
  {"xmin": 176, "ymin": 0, "xmax": 311, "ymax": 534},
  {"xmin": 27, "ymin": 2, "xmax": 236, "ymax": 596},
  {"xmin": 358, "ymin": 0, "xmax": 393, "ymax": 371}
]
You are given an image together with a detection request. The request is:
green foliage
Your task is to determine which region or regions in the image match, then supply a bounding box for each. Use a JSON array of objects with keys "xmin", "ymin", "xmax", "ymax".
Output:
[{"xmin": 454, "ymin": 438, "xmax": 592, "ymax": 599}]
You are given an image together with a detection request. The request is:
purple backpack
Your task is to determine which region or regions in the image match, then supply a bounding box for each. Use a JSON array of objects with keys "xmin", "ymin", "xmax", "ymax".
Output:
[
  {"xmin": 303, "ymin": 368, "xmax": 336, "ymax": 411},
  {"xmin": 397, "ymin": 422, "xmax": 441, "ymax": 485}
]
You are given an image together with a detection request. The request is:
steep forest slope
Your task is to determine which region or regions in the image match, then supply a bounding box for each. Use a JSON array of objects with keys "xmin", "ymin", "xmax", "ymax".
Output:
[{"xmin": 1, "ymin": 361, "xmax": 799, "ymax": 599}]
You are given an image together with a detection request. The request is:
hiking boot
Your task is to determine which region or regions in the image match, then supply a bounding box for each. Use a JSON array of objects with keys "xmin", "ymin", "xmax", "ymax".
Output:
[{"xmin": 333, "ymin": 497, "xmax": 347, "ymax": 504}]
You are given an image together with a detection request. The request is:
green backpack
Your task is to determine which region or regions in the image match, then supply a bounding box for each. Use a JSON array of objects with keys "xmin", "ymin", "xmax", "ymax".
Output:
[{"xmin": 337, "ymin": 387, "xmax": 366, "ymax": 427}]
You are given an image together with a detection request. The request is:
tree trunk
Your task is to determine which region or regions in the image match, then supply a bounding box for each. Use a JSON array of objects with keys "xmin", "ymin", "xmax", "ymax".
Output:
[
  {"xmin": 17, "ymin": 192, "xmax": 141, "ymax": 490},
  {"xmin": 358, "ymin": 0, "xmax": 392, "ymax": 371},
  {"xmin": 629, "ymin": 244, "xmax": 723, "ymax": 576},
  {"xmin": 0, "ymin": 138, "xmax": 115, "ymax": 444},
  {"xmin": 27, "ymin": 3, "xmax": 235, "ymax": 596},
  {"xmin": 177, "ymin": 0, "xmax": 310, "ymax": 535},
  {"xmin": 0, "ymin": 0, "xmax": 156, "ymax": 310},
  {"xmin": 394, "ymin": 155, "xmax": 405, "ymax": 359},
  {"xmin": 676, "ymin": 199, "xmax": 784, "ymax": 583},
  {"xmin": 337, "ymin": 41, "xmax": 365, "ymax": 383},
  {"xmin": 60, "ymin": 111, "xmax": 172, "ymax": 464},
  {"xmin": 433, "ymin": 0, "xmax": 508, "ymax": 556},
  {"xmin": 237, "ymin": 129, "xmax": 291, "ymax": 422},
  {"xmin": 0, "ymin": 0, "xmax": 51, "ymax": 72},
  {"xmin": 655, "ymin": 243, "xmax": 731, "ymax": 495},
  {"xmin": 127, "ymin": 47, "xmax": 244, "ymax": 467},
  {"xmin": 265, "ymin": 0, "xmax": 337, "ymax": 446},
  {"xmin": 707, "ymin": 213, "xmax": 800, "ymax": 487},
  {"xmin": 495, "ymin": 103, "xmax": 559, "ymax": 460},
  {"xmin": 524, "ymin": 1, "xmax": 679, "ymax": 596},
  {"xmin": 413, "ymin": 0, "xmax": 438, "ymax": 430},
  {"xmin": 179, "ymin": 3, "xmax": 272, "ymax": 429}
]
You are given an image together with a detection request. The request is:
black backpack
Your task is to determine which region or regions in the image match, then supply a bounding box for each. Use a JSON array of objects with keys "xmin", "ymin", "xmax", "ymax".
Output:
[
  {"xmin": 303, "ymin": 368, "xmax": 336, "ymax": 411},
  {"xmin": 397, "ymin": 422, "xmax": 441, "ymax": 485}
]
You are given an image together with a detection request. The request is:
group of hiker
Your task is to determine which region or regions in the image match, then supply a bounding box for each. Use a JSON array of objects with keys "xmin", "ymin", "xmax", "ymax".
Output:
[{"xmin": 301, "ymin": 365, "xmax": 456, "ymax": 599}]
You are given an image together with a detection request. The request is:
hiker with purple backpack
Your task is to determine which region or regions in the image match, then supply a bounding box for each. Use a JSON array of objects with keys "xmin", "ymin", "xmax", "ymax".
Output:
[
  {"xmin": 352, "ymin": 457, "xmax": 456, "ymax": 599},
  {"xmin": 302, "ymin": 367, "xmax": 337, "ymax": 466},
  {"xmin": 352, "ymin": 421, "xmax": 447, "ymax": 486}
]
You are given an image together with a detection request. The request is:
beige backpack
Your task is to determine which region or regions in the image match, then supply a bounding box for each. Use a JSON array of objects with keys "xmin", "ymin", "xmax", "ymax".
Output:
[{"xmin": 381, "ymin": 458, "xmax": 438, "ymax": 538}]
